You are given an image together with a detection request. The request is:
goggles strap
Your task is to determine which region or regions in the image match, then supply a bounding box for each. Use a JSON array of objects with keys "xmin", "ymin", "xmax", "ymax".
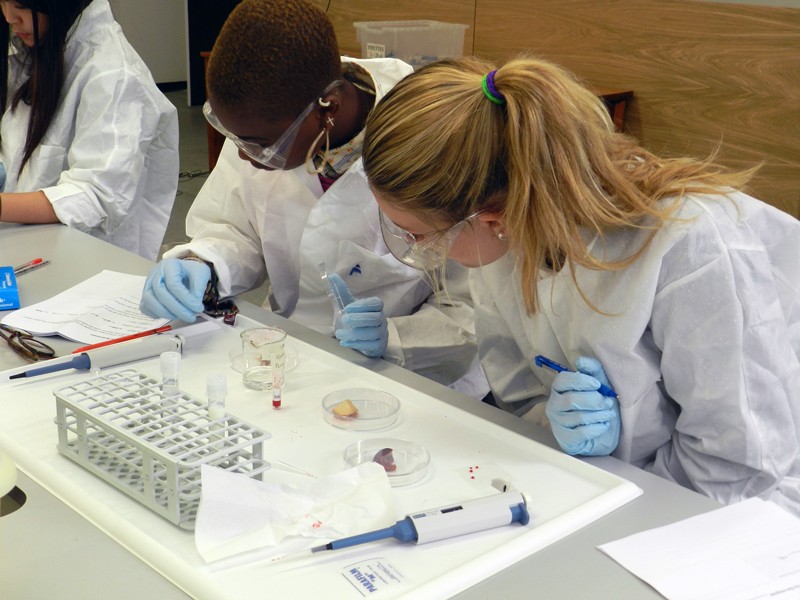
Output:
[{"xmin": 305, "ymin": 126, "xmax": 331, "ymax": 175}]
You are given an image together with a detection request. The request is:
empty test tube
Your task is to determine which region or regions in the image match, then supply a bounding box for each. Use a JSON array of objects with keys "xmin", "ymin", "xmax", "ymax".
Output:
[
  {"xmin": 160, "ymin": 350, "xmax": 181, "ymax": 397},
  {"xmin": 207, "ymin": 373, "xmax": 226, "ymax": 420},
  {"xmin": 207, "ymin": 373, "xmax": 227, "ymax": 451}
]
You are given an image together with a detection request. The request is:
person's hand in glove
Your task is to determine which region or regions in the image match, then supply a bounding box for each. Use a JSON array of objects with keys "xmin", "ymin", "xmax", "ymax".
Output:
[
  {"xmin": 140, "ymin": 258, "xmax": 210, "ymax": 322},
  {"xmin": 328, "ymin": 273, "xmax": 388, "ymax": 358},
  {"xmin": 545, "ymin": 356, "xmax": 620, "ymax": 456}
]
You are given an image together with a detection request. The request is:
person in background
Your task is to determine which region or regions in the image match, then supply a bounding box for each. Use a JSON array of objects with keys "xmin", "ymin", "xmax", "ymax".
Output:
[
  {"xmin": 361, "ymin": 55, "xmax": 800, "ymax": 514},
  {"xmin": 0, "ymin": 0, "xmax": 179, "ymax": 260},
  {"xmin": 140, "ymin": 0, "xmax": 487, "ymax": 398}
]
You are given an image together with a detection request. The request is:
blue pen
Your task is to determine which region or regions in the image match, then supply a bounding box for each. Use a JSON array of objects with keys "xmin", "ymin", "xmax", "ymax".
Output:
[{"xmin": 534, "ymin": 355, "xmax": 618, "ymax": 398}]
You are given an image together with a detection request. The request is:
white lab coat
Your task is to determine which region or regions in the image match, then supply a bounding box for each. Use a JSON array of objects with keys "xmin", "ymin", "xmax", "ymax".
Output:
[
  {"xmin": 165, "ymin": 58, "xmax": 486, "ymax": 396},
  {"xmin": 471, "ymin": 190, "xmax": 800, "ymax": 515},
  {"xmin": 0, "ymin": 0, "xmax": 179, "ymax": 260}
]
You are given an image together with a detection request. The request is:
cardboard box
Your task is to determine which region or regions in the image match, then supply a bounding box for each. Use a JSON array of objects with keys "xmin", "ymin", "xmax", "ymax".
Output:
[
  {"xmin": 0, "ymin": 266, "xmax": 20, "ymax": 310},
  {"xmin": 354, "ymin": 20, "xmax": 469, "ymax": 70}
]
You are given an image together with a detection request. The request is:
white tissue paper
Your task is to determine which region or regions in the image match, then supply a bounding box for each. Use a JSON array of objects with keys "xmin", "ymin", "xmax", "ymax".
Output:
[{"xmin": 195, "ymin": 462, "xmax": 395, "ymax": 563}]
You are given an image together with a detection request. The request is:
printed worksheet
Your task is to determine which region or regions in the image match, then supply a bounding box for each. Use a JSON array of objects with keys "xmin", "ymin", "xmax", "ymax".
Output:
[
  {"xmin": 1, "ymin": 270, "xmax": 168, "ymax": 344},
  {"xmin": 598, "ymin": 497, "xmax": 800, "ymax": 600}
]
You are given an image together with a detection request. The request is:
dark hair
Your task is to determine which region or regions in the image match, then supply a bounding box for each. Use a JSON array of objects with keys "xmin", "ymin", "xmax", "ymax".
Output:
[
  {"xmin": 207, "ymin": 0, "xmax": 340, "ymax": 120},
  {"xmin": 0, "ymin": 0, "xmax": 92, "ymax": 174}
]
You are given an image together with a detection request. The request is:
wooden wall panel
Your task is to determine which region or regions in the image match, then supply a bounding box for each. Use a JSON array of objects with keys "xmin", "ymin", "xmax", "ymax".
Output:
[
  {"xmin": 310, "ymin": 0, "xmax": 475, "ymax": 58},
  {"xmin": 312, "ymin": 0, "xmax": 799, "ymax": 217},
  {"xmin": 474, "ymin": 0, "xmax": 800, "ymax": 217}
]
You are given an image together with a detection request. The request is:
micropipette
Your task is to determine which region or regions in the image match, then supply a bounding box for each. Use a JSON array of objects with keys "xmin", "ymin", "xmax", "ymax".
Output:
[
  {"xmin": 9, "ymin": 334, "xmax": 183, "ymax": 379},
  {"xmin": 271, "ymin": 490, "xmax": 529, "ymax": 563},
  {"xmin": 318, "ymin": 262, "xmax": 346, "ymax": 330}
]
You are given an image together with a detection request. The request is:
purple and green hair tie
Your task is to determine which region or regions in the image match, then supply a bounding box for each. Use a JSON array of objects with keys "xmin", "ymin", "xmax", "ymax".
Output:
[{"xmin": 481, "ymin": 70, "xmax": 505, "ymax": 105}]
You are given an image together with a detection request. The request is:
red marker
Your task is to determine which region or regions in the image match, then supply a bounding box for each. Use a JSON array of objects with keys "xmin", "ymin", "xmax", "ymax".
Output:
[
  {"xmin": 72, "ymin": 324, "xmax": 173, "ymax": 354},
  {"xmin": 13, "ymin": 258, "xmax": 50, "ymax": 276},
  {"xmin": 13, "ymin": 257, "xmax": 43, "ymax": 271}
]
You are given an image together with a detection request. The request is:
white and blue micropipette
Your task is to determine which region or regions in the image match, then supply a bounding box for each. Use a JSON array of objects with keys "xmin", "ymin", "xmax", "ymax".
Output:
[
  {"xmin": 273, "ymin": 490, "xmax": 529, "ymax": 563},
  {"xmin": 7, "ymin": 334, "xmax": 183, "ymax": 380},
  {"xmin": 318, "ymin": 262, "xmax": 346, "ymax": 330}
]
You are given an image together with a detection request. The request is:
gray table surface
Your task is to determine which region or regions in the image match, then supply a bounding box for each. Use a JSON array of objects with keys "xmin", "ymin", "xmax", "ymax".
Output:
[{"xmin": 0, "ymin": 223, "xmax": 721, "ymax": 599}]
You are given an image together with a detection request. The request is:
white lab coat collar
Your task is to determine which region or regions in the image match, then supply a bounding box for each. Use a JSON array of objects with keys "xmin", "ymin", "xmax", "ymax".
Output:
[{"xmin": 62, "ymin": 0, "xmax": 114, "ymax": 65}]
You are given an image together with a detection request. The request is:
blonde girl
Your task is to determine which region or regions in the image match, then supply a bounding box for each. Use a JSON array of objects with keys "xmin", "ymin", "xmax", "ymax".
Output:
[{"xmin": 362, "ymin": 56, "xmax": 800, "ymax": 514}]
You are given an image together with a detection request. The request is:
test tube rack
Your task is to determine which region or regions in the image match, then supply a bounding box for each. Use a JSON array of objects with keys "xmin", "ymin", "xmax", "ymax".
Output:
[{"xmin": 53, "ymin": 369, "xmax": 271, "ymax": 530}]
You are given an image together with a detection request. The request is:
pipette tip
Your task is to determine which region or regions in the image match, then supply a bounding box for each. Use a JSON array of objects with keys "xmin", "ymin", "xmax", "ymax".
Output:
[
  {"xmin": 273, "ymin": 460, "xmax": 316, "ymax": 478},
  {"xmin": 268, "ymin": 543, "xmax": 329, "ymax": 565}
]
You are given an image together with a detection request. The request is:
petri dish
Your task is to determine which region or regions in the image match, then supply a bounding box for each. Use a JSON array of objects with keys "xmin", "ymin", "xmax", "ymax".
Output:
[
  {"xmin": 343, "ymin": 438, "xmax": 430, "ymax": 486},
  {"xmin": 322, "ymin": 388, "xmax": 400, "ymax": 431}
]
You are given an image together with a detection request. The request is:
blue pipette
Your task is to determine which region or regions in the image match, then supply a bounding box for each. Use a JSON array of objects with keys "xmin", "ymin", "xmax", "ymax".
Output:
[
  {"xmin": 534, "ymin": 354, "xmax": 618, "ymax": 398},
  {"xmin": 272, "ymin": 491, "xmax": 529, "ymax": 563}
]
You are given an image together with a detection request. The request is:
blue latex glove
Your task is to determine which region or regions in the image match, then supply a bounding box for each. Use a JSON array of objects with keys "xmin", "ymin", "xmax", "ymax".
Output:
[
  {"xmin": 0, "ymin": 162, "xmax": 6, "ymax": 192},
  {"xmin": 329, "ymin": 273, "xmax": 388, "ymax": 358},
  {"xmin": 545, "ymin": 356, "xmax": 620, "ymax": 456},
  {"xmin": 140, "ymin": 258, "xmax": 210, "ymax": 322}
]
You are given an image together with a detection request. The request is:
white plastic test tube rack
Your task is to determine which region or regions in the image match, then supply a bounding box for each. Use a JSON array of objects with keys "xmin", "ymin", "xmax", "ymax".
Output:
[{"xmin": 53, "ymin": 369, "xmax": 271, "ymax": 529}]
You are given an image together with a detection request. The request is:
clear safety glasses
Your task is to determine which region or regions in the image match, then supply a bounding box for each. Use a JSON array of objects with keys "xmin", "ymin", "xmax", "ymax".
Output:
[
  {"xmin": 202, "ymin": 80, "xmax": 342, "ymax": 170},
  {"xmin": 379, "ymin": 209, "xmax": 481, "ymax": 271}
]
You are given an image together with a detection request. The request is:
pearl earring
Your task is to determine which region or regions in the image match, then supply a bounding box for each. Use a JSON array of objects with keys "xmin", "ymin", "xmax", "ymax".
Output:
[{"xmin": 497, "ymin": 232, "xmax": 507, "ymax": 241}]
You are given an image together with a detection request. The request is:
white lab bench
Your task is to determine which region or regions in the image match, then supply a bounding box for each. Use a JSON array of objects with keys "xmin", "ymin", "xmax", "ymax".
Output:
[{"xmin": 0, "ymin": 224, "xmax": 721, "ymax": 599}]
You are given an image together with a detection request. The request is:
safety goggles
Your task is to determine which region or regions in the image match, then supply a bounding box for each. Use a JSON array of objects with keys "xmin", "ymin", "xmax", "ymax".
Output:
[
  {"xmin": 202, "ymin": 80, "xmax": 342, "ymax": 170},
  {"xmin": 379, "ymin": 209, "xmax": 481, "ymax": 271},
  {"xmin": 0, "ymin": 324, "xmax": 56, "ymax": 362}
]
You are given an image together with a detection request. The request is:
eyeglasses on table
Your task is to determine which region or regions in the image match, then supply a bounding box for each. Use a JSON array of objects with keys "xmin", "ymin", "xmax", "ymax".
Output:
[{"xmin": 0, "ymin": 324, "xmax": 56, "ymax": 362}]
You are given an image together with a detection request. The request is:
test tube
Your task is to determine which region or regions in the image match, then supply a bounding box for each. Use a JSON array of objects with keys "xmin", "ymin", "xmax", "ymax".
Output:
[
  {"xmin": 272, "ymin": 369, "xmax": 282, "ymax": 410},
  {"xmin": 207, "ymin": 373, "xmax": 227, "ymax": 451},
  {"xmin": 207, "ymin": 373, "xmax": 226, "ymax": 420},
  {"xmin": 160, "ymin": 350, "xmax": 181, "ymax": 398},
  {"xmin": 318, "ymin": 262, "xmax": 345, "ymax": 331}
]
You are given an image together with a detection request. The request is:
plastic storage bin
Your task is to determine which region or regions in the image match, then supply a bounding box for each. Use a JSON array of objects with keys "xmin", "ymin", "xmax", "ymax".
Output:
[
  {"xmin": 354, "ymin": 20, "xmax": 469, "ymax": 69},
  {"xmin": 54, "ymin": 369, "xmax": 271, "ymax": 530}
]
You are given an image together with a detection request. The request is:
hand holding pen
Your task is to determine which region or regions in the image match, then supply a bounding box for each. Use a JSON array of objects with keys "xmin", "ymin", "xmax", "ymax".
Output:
[
  {"xmin": 534, "ymin": 355, "xmax": 618, "ymax": 398},
  {"xmin": 535, "ymin": 354, "xmax": 621, "ymax": 456}
]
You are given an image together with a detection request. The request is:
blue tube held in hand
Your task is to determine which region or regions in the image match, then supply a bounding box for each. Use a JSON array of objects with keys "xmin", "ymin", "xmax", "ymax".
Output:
[
  {"xmin": 318, "ymin": 262, "xmax": 346, "ymax": 329},
  {"xmin": 328, "ymin": 273, "xmax": 388, "ymax": 358}
]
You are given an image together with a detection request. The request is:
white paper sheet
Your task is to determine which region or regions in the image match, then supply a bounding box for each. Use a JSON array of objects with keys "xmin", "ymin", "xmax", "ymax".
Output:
[
  {"xmin": 1, "ymin": 270, "xmax": 168, "ymax": 343},
  {"xmin": 598, "ymin": 498, "xmax": 800, "ymax": 600},
  {"xmin": 195, "ymin": 462, "xmax": 395, "ymax": 563}
]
